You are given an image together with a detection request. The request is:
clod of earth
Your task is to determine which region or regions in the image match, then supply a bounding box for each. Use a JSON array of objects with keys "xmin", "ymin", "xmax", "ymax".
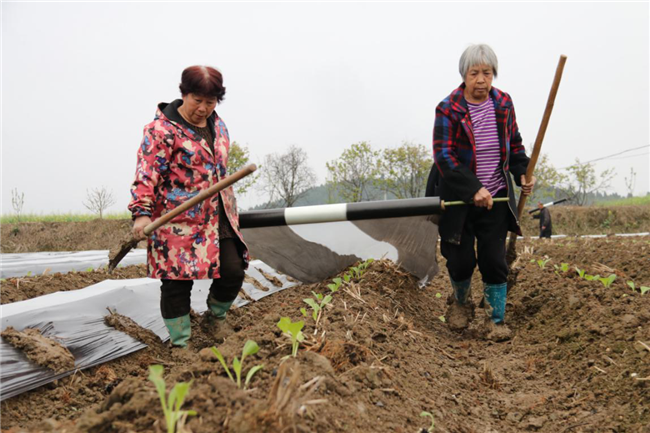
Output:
[{"xmin": 1, "ymin": 327, "xmax": 75, "ymax": 373}]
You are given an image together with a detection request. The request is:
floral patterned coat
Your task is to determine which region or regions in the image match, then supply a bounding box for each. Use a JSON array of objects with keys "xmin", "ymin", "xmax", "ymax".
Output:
[{"xmin": 128, "ymin": 101, "xmax": 249, "ymax": 280}]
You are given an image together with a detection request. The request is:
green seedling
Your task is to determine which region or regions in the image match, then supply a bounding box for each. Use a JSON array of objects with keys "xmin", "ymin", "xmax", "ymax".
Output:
[
  {"xmin": 584, "ymin": 274, "xmax": 600, "ymax": 281},
  {"xmin": 349, "ymin": 258, "xmax": 375, "ymax": 280},
  {"xmin": 641, "ymin": 286, "xmax": 650, "ymax": 295},
  {"xmin": 435, "ymin": 293, "xmax": 442, "ymax": 299},
  {"xmin": 26, "ymin": 271, "xmax": 32, "ymax": 277},
  {"xmin": 148, "ymin": 365, "xmax": 196, "ymax": 433},
  {"xmin": 277, "ymin": 317, "xmax": 305, "ymax": 358},
  {"xmin": 536, "ymin": 259, "xmax": 550, "ymax": 269},
  {"xmin": 343, "ymin": 273, "xmax": 351, "ymax": 283},
  {"xmin": 327, "ymin": 277, "xmax": 343, "ymax": 293},
  {"xmin": 598, "ymin": 274, "xmax": 617, "ymax": 288},
  {"xmin": 86, "ymin": 267, "xmax": 94, "ymax": 272},
  {"xmin": 575, "ymin": 267, "xmax": 585, "ymax": 279},
  {"xmin": 210, "ymin": 340, "xmax": 263, "ymax": 389},
  {"xmin": 303, "ymin": 292, "xmax": 333, "ymax": 321},
  {"xmin": 419, "ymin": 411, "xmax": 435, "ymax": 432},
  {"xmin": 627, "ymin": 281, "xmax": 636, "ymax": 291},
  {"xmin": 554, "ymin": 263, "xmax": 570, "ymax": 273},
  {"xmin": 438, "ymin": 316, "xmax": 446, "ymax": 323}
]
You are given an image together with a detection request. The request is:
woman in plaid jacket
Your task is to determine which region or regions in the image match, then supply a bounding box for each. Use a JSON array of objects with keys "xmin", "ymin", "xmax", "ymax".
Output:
[{"xmin": 429, "ymin": 44, "xmax": 535, "ymax": 341}]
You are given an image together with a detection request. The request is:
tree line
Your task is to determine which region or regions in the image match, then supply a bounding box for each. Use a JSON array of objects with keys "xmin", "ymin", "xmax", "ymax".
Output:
[{"xmin": 6, "ymin": 142, "xmax": 631, "ymax": 220}]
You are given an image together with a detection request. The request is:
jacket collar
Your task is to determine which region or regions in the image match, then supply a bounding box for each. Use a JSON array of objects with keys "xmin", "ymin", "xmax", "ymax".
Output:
[
  {"xmin": 155, "ymin": 100, "xmax": 218, "ymax": 157},
  {"xmin": 450, "ymin": 83, "xmax": 513, "ymax": 113}
]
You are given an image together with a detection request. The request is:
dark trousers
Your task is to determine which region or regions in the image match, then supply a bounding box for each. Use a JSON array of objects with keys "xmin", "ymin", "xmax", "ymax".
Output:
[
  {"xmin": 160, "ymin": 238, "xmax": 246, "ymax": 319},
  {"xmin": 440, "ymin": 193, "xmax": 510, "ymax": 285}
]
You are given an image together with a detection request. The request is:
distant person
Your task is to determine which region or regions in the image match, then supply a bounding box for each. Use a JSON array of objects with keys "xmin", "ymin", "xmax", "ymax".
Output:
[
  {"xmin": 427, "ymin": 44, "xmax": 535, "ymax": 341},
  {"xmin": 128, "ymin": 66, "xmax": 248, "ymax": 349},
  {"xmin": 533, "ymin": 202, "xmax": 552, "ymax": 238}
]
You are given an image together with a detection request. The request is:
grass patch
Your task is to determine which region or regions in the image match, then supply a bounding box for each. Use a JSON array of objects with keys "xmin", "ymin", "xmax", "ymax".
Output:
[
  {"xmin": 596, "ymin": 195, "xmax": 650, "ymax": 207},
  {"xmin": 1, "ymin": 212, "xmax": 131, "ymax": 224}
]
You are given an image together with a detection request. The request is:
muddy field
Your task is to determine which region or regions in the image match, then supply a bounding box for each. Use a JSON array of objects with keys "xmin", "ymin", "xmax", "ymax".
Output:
[{"xmin": 1, "ymin": 217, "xmax": 649, "ymax": 432}]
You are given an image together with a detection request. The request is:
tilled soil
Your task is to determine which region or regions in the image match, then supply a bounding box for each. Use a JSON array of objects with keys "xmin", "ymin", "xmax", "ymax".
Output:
[
  {"xmin": 0, "ymin": 327, "xmax": 76, "ymax": 373},
  {"xmin": 1, "ymin": 236, "xmax": 649, "ymax": 432}
]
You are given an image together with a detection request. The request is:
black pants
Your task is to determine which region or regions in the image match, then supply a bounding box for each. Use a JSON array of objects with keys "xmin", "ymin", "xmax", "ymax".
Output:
[
  {"xmin": 160, "ymin": 238, "xmax": 246, "ymax": 319},
  {"xmin": 440, "ymin": 192, "xmax": 510, "ymax": 285}
]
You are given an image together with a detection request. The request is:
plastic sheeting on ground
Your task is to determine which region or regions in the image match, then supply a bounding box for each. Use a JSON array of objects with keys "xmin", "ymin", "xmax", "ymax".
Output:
[
  {"xmin": 0, "ymin": 249, "xmax": 147, "ymax": 279},
  {"xmin": 0, "ymin": 260, "xmax": 296, "ymax": 401}
]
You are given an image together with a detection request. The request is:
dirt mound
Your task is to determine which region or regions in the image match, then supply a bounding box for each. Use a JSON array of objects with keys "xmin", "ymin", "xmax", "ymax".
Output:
[
  {"xmin": 519, "ymin": 204, "xmax": 650, "ymax": 236},
  {"xmin": 1, "ymin": 265, "xmax": 147, "ymax": 304},
  {"xmin": 1, "ymin": 327, "xmax": 75, "ymax": 373},
  {"xmin": 1, "ymin": 239, "xmax": 649, "ymax": 432},
  {"xmin": 0, "ymin": 219, "xmax": 146, "ymax": 254}
]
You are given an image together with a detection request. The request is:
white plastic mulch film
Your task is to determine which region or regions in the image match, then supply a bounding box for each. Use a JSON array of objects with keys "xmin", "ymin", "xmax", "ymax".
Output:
[{"xmin": 0, "ymin": 261, "xmax": 296, "ymax": 401}]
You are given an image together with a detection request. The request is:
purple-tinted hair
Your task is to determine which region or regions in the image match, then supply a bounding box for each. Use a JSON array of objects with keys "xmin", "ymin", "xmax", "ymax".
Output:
[{"xmin": 179, "ymin": 66, "xmax": 226, "ymax": 102}]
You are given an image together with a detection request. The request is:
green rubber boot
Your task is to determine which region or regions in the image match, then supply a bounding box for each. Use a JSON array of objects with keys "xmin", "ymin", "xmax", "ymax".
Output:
[
  {"xmin": 163, "ymin": 314, "xmax": 191, "ymax": 348},
  {"xmin": 205, "ymin": 295, "xmax": 235, "ymax": 342},
  {"xmin": 207, "ymin": 294, "xmax": 234, "ymax": 320}
]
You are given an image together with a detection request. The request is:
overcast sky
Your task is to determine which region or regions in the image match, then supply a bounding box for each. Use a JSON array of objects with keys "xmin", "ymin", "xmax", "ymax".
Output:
[{"xmin": 2, "ymin": 2, "xmax": 648, "ymax": 214}]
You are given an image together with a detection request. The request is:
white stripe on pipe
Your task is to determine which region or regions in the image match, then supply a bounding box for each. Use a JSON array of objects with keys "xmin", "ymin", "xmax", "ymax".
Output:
[{"xmin": 285, "ymin": 203, "xmax": 347, "ymax": 225}]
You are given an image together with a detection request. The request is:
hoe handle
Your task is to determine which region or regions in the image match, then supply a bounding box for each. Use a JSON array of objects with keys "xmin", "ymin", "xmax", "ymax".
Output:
[
  {"xmin": 143, "ymin": 164, "xmax": 257, "ymax": 236},
  {"xmin": 516, "ymin": 55, "xmax": 567, "ymax": 218}
]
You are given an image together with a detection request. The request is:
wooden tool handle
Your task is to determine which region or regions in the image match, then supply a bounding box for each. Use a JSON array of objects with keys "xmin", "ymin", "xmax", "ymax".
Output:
[
  {"xmin": 143, "ymin": 164, "xmax": 257, "ymax": 236},
  {"xmin": 516, "ymin": 55, "xmax": 567, "ymax": 218}
]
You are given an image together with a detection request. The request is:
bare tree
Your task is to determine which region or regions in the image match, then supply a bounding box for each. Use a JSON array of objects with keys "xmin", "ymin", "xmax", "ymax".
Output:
[
  {"xmin": 83, "ymin": 186, "xmax": 116, "ymax": 218},
  {"xmin": 260, "ymin": 145, "xmax": 316, "ymax": 207},
  {"xmin": 624, "ymin": 167, "xmax": 637, "ymax": 198},
  {"xmin": 11, "ymin": 188, "xmax": 25, "ymax": 221}
]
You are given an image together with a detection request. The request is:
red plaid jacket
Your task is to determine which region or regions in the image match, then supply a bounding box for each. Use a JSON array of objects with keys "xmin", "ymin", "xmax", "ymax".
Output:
[{"xmin": 429, "ymin": 84, "xmax": 529, "ymax": 243}]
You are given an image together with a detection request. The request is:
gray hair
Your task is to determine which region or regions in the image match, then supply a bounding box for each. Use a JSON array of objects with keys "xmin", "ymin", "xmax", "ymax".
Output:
[{"xmin": 459, "ymin": 44, "xmax": 498, "ymax": 79}]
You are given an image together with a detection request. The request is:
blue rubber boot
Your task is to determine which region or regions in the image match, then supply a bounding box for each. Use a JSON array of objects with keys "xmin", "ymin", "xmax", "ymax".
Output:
[
  {"xmin": 163, "ymin": 314, "xmax": 191, "ymax": 348},
  {"xmin": 483, "ymin": 283, "xmax": 507, "ymax": 324},
  {"xmin": 451, "ymin": 277, "xmax": 472, "ymax": 304}
]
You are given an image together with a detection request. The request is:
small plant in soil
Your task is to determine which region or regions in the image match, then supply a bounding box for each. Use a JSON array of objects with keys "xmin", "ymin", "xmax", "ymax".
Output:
[
  {"xmin": 554, "ymin": 263, "xmax": 569, "ymax": 273},
  {"xmin": 536, "ymin": 258, "xmax": 550, "ymax": 269},
  {"xmin": 575, "ymin": 267, "xmax": 585, "ymax": 279},
  {"xmin": 598, "ymin": 274, "xmax": 617, "ymax": 288},
  {"xmin": 327, "ymin": 277, "xmax": 343, "ymax": 293},
  {"xmin": 627, "ymin": 281, "xmax": 650, "ymax": 295},
  {"xmin": 584, "ymin": 274, "xmax": 600, "ymax": 282},
  {"xmin": 148, "ymin": 365, "xmax": 197, "ymax": 433},
  {"xmin": 302, "ymin": 292, "xmax": 333, "ymax": 321},
  {"xmin": 211, "ymin": 340, "xmax": 264, "ymax": 389},
  {"xmin": 418, "ymin": 411, "xmax": 435, "ymax": 432},
  {"xmin": 277, "ymin": 317, "xmax": 305, "ymax": 358}
]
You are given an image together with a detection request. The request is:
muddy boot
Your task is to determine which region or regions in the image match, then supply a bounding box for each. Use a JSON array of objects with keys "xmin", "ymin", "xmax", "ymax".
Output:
[
  {"xmin": 482, "ymin": 283, "xmax": 512, "ymax": 342},
  {"xmin": 163, "ymin": 314, "xmax": 191, "ymax": 348},
  {"xmin": 204, "ymin": 295, "xmax": 235, "ymax": 342},
  {"xmin": 445, "ymin": 278, "xmax": 475, "ymax": 332}
]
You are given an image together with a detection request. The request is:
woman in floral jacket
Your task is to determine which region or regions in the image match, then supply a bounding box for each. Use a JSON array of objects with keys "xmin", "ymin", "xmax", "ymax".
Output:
[{"xmin": 129, "ymin": 65, "xmax": 249, "ymax": 348}]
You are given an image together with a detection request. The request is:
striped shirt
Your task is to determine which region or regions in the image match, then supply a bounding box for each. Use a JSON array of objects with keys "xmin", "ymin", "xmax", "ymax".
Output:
[{"xmin": 467, "ymin": 97, "xmax": 506, "ymax": 196}]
